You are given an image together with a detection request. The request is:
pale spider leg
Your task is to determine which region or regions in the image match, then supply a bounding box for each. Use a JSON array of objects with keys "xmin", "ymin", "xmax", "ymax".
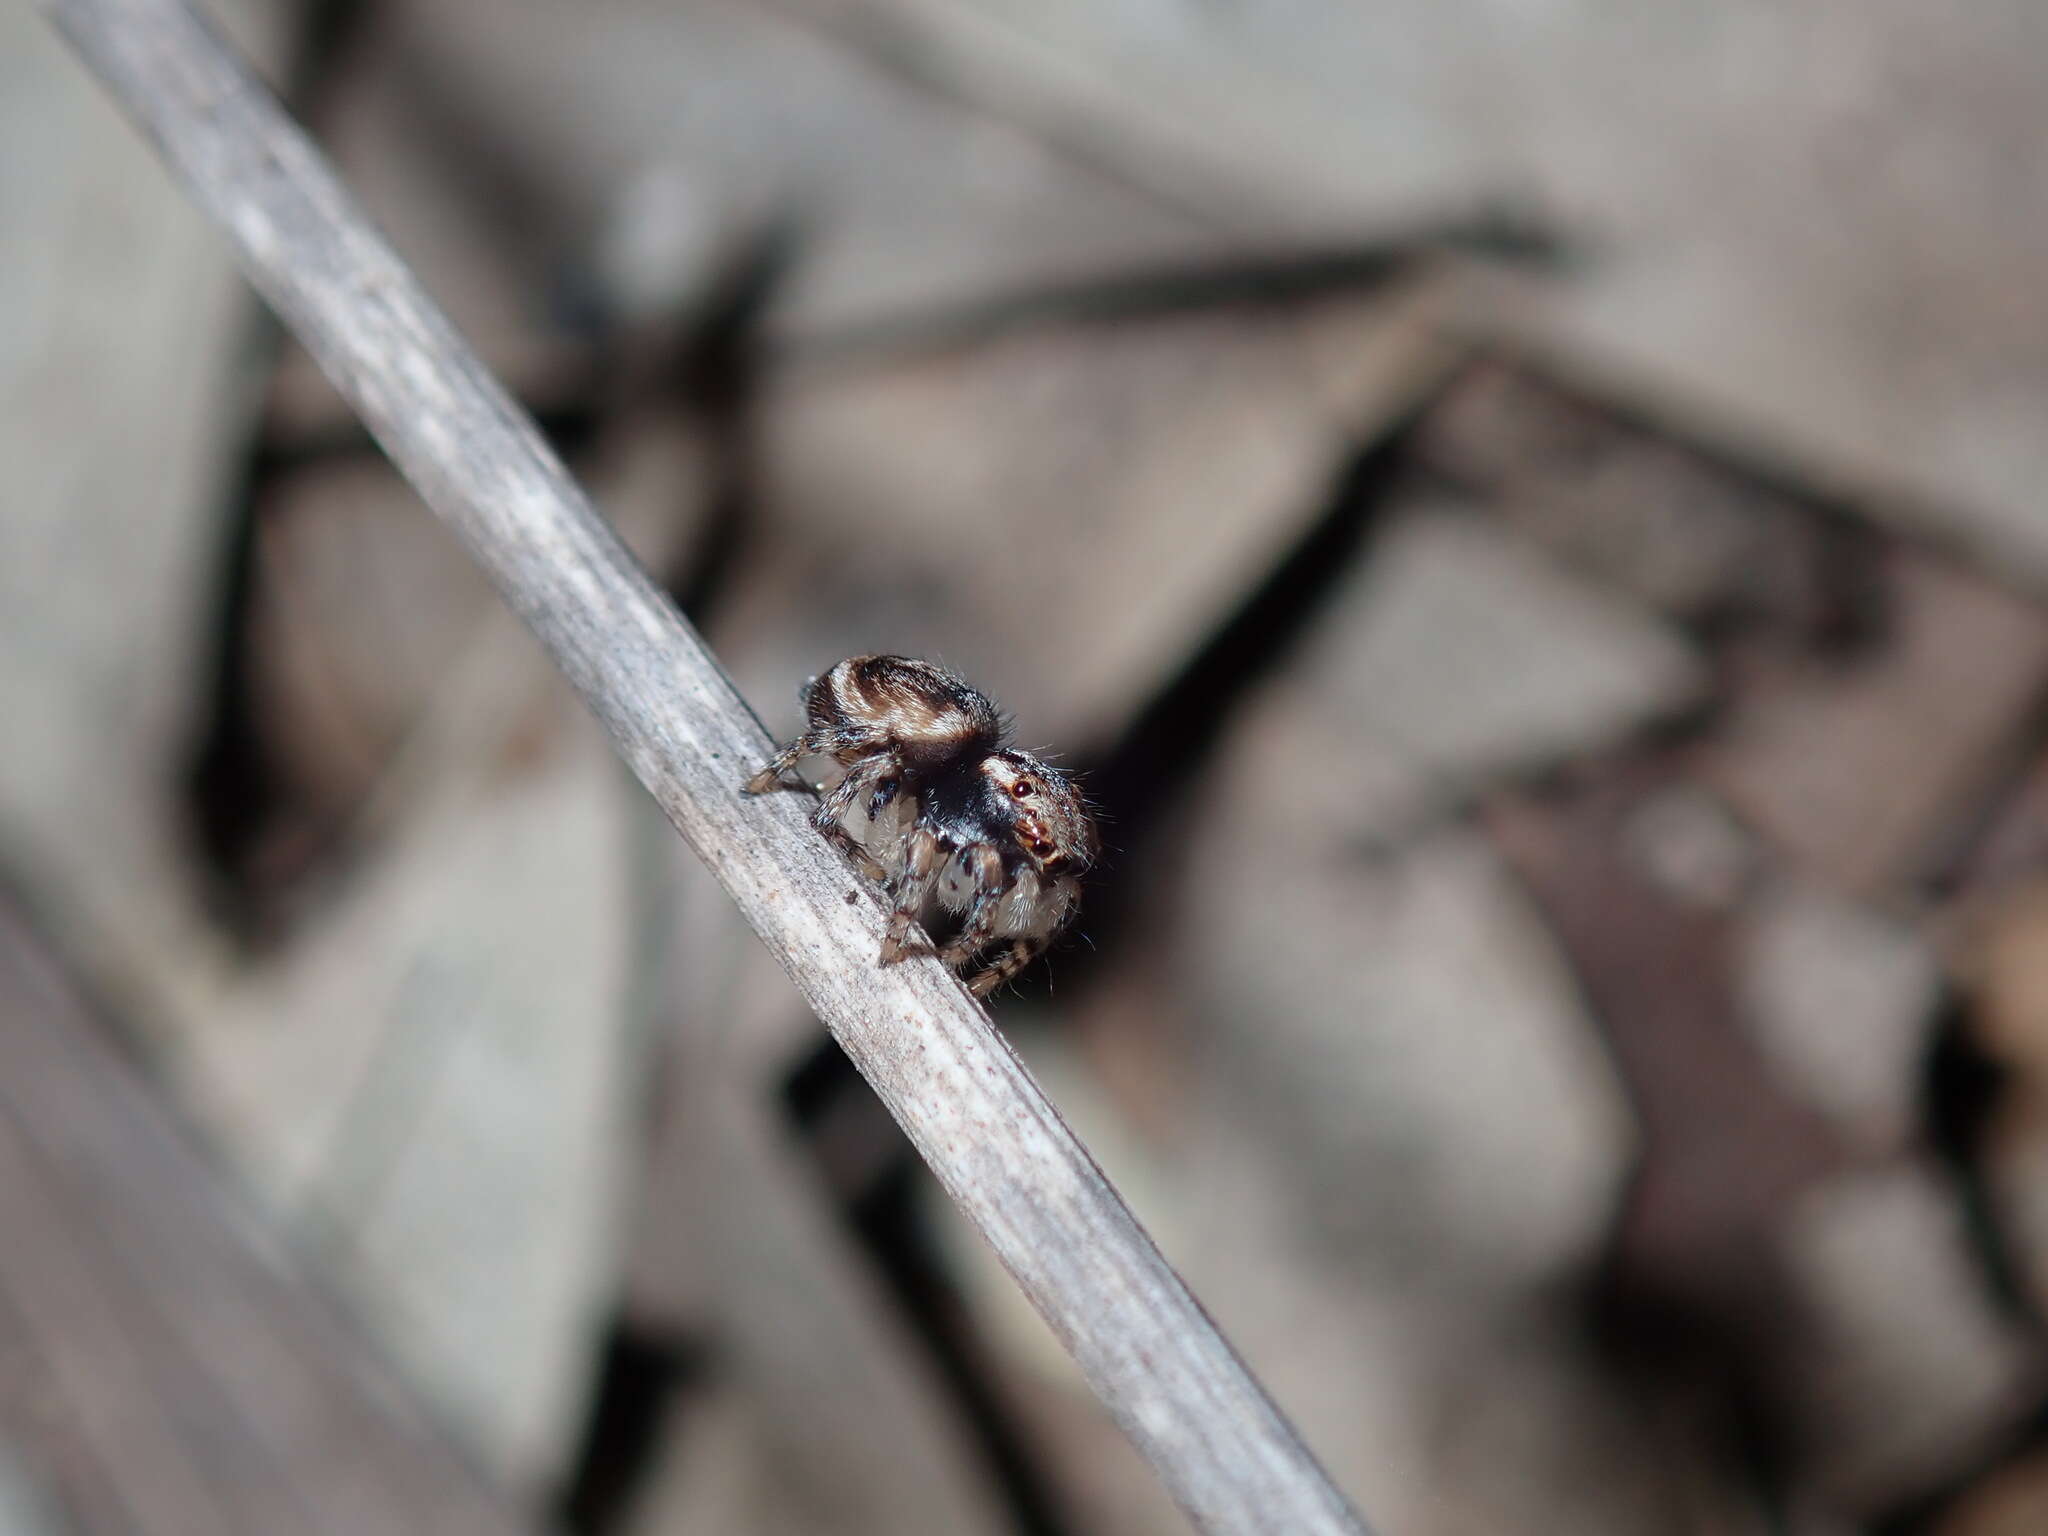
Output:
[
  {"xmin": 881, "ymin": 824, "xmax": 944, "ymax": 963},
  {"xmin": 866, "ymin": 773, "xmax": 903, "ymax": 821},
  {"xmin": 744, "ymin": 723, "xmax": 842, "ymax": 794},
  {"xmin": 743, "ymin": 742, "xmax": 807, "ymax": 794},
  {"xmin": 966, "ymin": 934, "xmax": 1051, "ymax": 999},
  {"xmin": 811, "ymin": 753, "xmax": 894, "ymax": 882},
  {"xmin": 937, "ymin": 845, "xmax": 1009, "ymax": 974}
]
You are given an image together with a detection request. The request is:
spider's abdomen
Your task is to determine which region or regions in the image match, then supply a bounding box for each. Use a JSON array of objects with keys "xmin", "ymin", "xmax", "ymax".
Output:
[{"xmin": 813, "ymin": 654, "xmax": 1003, "ymax": 771}]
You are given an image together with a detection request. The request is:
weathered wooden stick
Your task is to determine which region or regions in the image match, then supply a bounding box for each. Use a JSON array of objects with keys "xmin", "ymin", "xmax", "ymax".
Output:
[{"xmin": 39, "ymin": 1, "xmax": 1374, "ymax": 1529}]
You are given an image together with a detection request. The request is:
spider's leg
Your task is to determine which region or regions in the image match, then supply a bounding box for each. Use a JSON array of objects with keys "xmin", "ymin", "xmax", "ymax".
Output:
[
  {"xmin": 937, "ymin": 846, "xmax": 1008, "ymax": 974},
  {"xmin": 966, "ymin": 936, "xmax": 1047, "ymax": 999},
  {"xmin": 965, "ymin": 881, "xmax": 1078, "ymax": 997},
  {"xmin": 744, "ymin": 739, "xmax": 810, "ymax": 794},
  {"xmin": 881, "ymin": 824, "xmax": 943, "ymax": 963},
  {"xmin": 866, "ymin": 773, "xmax": 903, "ymax": 822},
  {"xmin": 812, "ymin": 754, "xmax": 893, "ymax": 881},
  {"xmin": 746, "ymin": 719, "xmax": 850, "ymax": 794}
]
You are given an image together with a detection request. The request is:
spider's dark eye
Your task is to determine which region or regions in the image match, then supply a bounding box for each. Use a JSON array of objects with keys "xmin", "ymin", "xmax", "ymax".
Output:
[{"xmin": 1010, "ymin": 779, "xmax": 1036, "ymax": 800}]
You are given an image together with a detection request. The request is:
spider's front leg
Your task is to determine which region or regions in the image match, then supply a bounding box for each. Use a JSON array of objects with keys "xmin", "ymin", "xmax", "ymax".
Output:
[
  {"xmin": 965, "ymin": 936, "xmax": 1047, "ymax": 999},
  {"xmin": 880, "ymin": 825, "xmax": 943, "ymax": 963},
  {"xmin": 938, "ymin": 845, "xmax": 1009, "ymax": 980},
  {"xmin": 962, "ymin": 875, "xmax": 1079, "ymax": 997}
]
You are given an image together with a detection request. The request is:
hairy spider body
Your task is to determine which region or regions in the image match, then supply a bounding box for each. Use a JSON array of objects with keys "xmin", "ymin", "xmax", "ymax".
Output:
[{"xmin": 745, "ymin": 656, "xmax": 1097, "ymax": 997}]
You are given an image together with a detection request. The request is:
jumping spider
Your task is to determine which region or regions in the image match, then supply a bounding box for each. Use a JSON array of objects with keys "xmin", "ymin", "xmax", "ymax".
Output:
[{"xmin": 745, "ymin": 655, "xmax": 1098, "ymax": 997}]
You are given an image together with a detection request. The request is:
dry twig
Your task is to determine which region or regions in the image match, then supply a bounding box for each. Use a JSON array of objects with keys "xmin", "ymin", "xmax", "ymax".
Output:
[{"xmin": 39, "ymin": 1, "xmax": 1374, "ymax": 1530}]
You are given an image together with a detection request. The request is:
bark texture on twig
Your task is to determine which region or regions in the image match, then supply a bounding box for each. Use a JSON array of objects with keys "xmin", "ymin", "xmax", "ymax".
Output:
[{"xmin": 38, "ymin": 1, "xmax": 1373, "ymax": 1529}]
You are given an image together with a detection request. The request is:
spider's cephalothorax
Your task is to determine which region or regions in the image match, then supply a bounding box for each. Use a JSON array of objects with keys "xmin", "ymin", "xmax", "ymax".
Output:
[{"xmin": 745, "ymin": 655, "xmax": 1098, "ymax": 997}]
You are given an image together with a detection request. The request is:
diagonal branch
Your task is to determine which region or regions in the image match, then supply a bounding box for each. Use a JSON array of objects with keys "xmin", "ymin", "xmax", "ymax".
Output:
[{"xmin": 38, "ymin": 1, "xmax": 1374, "ymax": 1530}]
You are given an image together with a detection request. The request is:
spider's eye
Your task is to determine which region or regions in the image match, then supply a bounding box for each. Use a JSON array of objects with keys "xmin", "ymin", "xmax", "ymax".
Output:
[{"xmin": 1010, "ymin": 779, "xmax": 1036, "ymax": 800}]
